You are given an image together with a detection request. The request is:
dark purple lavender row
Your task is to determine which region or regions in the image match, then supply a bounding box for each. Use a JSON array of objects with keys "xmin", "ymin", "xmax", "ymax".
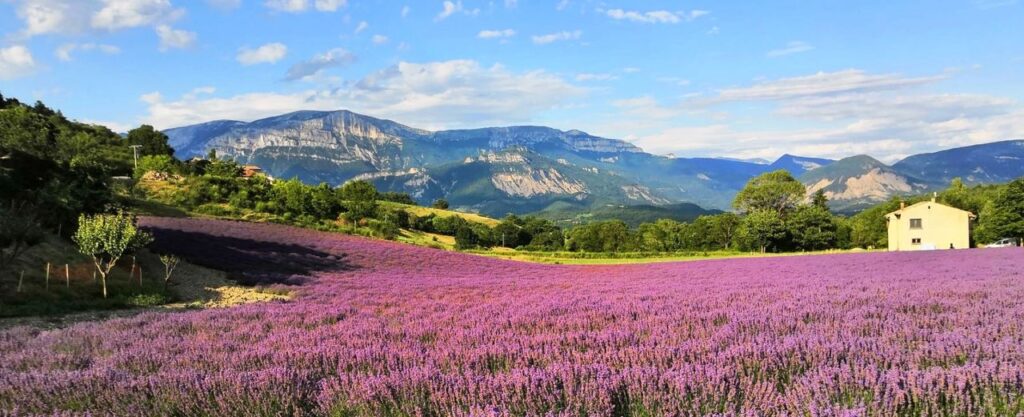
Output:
[{"xmin": 2, "ymin": 217, "xmax": 1023, "ymax": 416}]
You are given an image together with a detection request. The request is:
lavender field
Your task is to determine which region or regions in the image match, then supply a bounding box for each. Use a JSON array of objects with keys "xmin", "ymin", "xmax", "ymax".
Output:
[{"xmin": 2, "ymin": 218, "xmax": 1023, "ymax": 416}]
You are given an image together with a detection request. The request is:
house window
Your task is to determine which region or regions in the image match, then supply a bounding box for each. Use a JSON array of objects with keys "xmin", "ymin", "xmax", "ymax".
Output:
[
  {"xmin": 910, "ymin": 219, "xmax": 922, "ymax": 229},
  {"xmin": 912, "ymin": 238, "xmax": 922, "ymax": 245}
]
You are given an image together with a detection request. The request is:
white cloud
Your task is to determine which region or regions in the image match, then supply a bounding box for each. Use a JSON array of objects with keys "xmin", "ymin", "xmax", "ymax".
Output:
[
  {"xmin": 155, "ymin": 25, "xmax": 196, "ymax": 50},
  {"xmin": 236, "ymin": 42, "xmax": 288, "ymax": 65},
  {"xmin": 354, "ymin": 21, "xmax": 368, "ymax": 34},
  {"xmin": 0, "ymin": 45, "xmax": 37, "ymax": 80},
  {"xmin": 371, "ymin": 34, "xmax": 389, "ymax": 45},
  {"xmin": 604, "ymin": 8, "xmax": 708, "ymax": 24},
  {"xmin": 435, "ymin": 1, "xmax": 478, "ymax": 21},
  {"xmin": 606, "ymin": 69, "xmax": 1024, "ymax": 161},
  {"xmin": 314, "ymin": 0, "xmax": 346, "ymax": 11},
  {"xmin": 284, "ymin": 47, "xmax": 355, "ymax": 81},
  {"xmin": 575, "ymin": 73, "xmax": 617, "ymax": 81},
  {"xmin": 401, "ymin": 5, "xmax": 410, "ymax": 17},
  {"xmin": 556, "ymin": 0, "xmax": 570, "ymax": 11},
  {"xmin": 139, "ymin": 59, "xmax": 585, "ymax": 130},
  {"xmin": 532, "ymin": 30, "xmax": 581, "ymax": 44},
  {"xmin": 478, "ymin": 29, "xmax": 516, "ymax": 39},
  {"xmin": 13, "ymin": 0, "xmax": 183, "ymax": 37},
  {"xmin": 264, "ymin": 0, "xmax": 307, "ymax": 12},
  {"xmin": 766, "ymin": 41, "xmax": 814, "ymax": 58},
  {"xmin": 55, "ymin": 42, "xmax": 120, "ymax": 61},
  {"xmin": 91, "ymin": 0, "xmax": 183, "ymax": 30}
]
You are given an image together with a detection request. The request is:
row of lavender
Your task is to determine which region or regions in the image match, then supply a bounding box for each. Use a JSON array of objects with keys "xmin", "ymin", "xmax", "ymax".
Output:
[{"xmin": 2, "ymin": 217, "xmax": 1023, "ymax": 416}]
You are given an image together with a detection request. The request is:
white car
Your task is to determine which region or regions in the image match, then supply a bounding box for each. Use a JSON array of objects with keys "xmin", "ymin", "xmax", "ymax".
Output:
[{"xmin": 987, "ymin": 238, "xmax": 1019, "ymax": 248}]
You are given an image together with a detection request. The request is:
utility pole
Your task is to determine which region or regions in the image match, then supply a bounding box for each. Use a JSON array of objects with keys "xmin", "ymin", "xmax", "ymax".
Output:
[{"xmin": 129, "ymin": 145, "xmax": 143, "ymax": 171}]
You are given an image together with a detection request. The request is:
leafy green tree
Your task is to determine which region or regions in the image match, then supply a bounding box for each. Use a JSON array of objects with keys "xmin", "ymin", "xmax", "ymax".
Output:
[
  {"xmin": 981, "ymin": 178, "xmax": 1024, "ymax": 243},
  {"xmin": 134, "ymin": 154, "xmax": 179, "ymax": 178},
  {"xmin": 787, "ymin": 205, "xmax": 838, "ymax": 251},
  {"xmin": 379, "ymin": 192, "xmax": 417, "ymax": 205},
  {"xmin": 733, "ymin": 170, "xmax": 806, "ymax": 216},
  {"xmin": 495, "ymin": 215, "xmax": 529, "ymax": 248},
  {"xmin": 454, "ymin": 225, "xmax": 479, "ymax": 249},
  {"xmin": 567, "ymin": 220, "xmax": 634, "ymax": 252},
  {"xmin": 272, "ymin": 178, "xmax": 311, "ymax": 216},
  {"xmin": 205, "ymin": 158, "xmax": 241, "ymax": 178},
  {"xmin": 73, "ymin": 212, "xmax": 153, "ymax": 298},
  {"xmin": 432, "ymin": 198, "xmax": 450, "ymax": 209},
  {"xmin": 705, "ymin": 213, "xmax": 741, "ymax": 250},
  {"xmin": 520, "ymin": 216, "xmax": 563, "ymax": 250},
  {"xmin": 339, "ymin": 180, "xmax": 379, "ymax": 221},
  {"xmin": 126, "ymin": 125, "xmax": 175, "ymax": 156},
  {"xmin": 308, "ymin": 183, "xmax": 341, "ymax": 219},
  {"xmin": 739, "ymin": 209, "xmax": 786, "ymax": 253},
  {"xmin": 811, "ymin": 189, "xmax": 829, "ymax": 209},
  {"xmin": 0, "ymin": 202, "xmax": 44, "ymax": 278}
]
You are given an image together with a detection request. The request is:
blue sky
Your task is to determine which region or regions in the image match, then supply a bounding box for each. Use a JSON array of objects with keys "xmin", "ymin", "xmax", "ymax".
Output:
[{"xmin": 1, "ymin": 0, "xmax": 1022, "ymax": 161}]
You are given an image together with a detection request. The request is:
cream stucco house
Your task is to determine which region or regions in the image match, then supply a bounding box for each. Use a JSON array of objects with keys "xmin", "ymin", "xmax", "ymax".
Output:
[{"xmin": 885, "ymin": 198, "xmax": 975, "ymax": 251}]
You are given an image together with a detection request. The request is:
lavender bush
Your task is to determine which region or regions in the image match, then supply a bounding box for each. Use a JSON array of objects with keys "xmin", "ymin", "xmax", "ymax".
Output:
[{"xmin": 1, "ymin": 217, "xmax": 1023, "ymax": 416}]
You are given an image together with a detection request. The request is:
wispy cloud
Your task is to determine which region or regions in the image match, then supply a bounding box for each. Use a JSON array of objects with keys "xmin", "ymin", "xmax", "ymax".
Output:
[
  {"xmin": 532, "ymin": 30, "xmax": 581, "ymax": 44},
  {"xmin": 284, "ymin": 48, "xmax": 356, "ymax": 81},
  {"xmin": 264, "ymin": 0, "xmax": 346, "ymax": 12},
  {"xmin": 371, "ymin": 34, "xmax": 389, "ymax": 45},
  {"xmin": 237, "ymin": 43, "xmax": 288, "ymax": 65},
  {"xmin": 435, "ymin": 1, "xmax": 479, "ymax": 21},
  {"xmin": 155, "ymin": 25, "xmax": 197, "ymax": 51},
  {"xmin": 766, "ymin": 41, "xmax": 814, "ymax": 58},
  {"xmin": 604, "ymin": 8, "xmax": 709, "ymax": 24},
  {"xmin": 55, "ymin": 43, "xmax": 120, "ymax": 62},
  {"xmin": 478, "ymin": 29, "xmax": 516, "ymax": 39},
  {"xmin": 575, "ymin": 73, "xmax": 617, "ymax": 82}
]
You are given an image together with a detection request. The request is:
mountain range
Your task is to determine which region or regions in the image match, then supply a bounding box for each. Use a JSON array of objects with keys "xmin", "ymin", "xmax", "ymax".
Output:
[{"xmin": 165, "ymin": 110, "xmax": 1024, "ymax": 216}]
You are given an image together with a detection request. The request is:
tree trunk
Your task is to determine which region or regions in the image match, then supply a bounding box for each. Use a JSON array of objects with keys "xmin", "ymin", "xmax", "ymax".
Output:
[
  {"xmin": 99, "ymin": 271, "xmax": 108, "ymax": 299},
  {"xmin": 65, "ymin": 264, "xmax": 70, "ymax": 288},
  {"xmin": 44, "ymin": 263, "xmax": 50, "ymax": 290}
]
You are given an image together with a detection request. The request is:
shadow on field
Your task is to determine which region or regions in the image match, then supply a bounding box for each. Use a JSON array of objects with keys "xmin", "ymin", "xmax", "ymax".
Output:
[{"xmin": 145, "ymin": 227, "xmax": 357, "ymax": 286}]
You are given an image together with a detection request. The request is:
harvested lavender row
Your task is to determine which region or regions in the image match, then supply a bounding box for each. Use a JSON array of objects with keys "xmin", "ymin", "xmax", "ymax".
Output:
[{"xmin": 1, "ymin": 217, "xmax": 1023, "ymax": 416}]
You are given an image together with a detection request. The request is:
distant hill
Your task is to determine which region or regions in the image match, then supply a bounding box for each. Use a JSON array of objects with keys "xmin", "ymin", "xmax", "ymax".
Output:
[
  {"xmin": 800, "ymin": 155, "xmax": 937, "ymax": 212},
  {"xmin": 893, "ymin": 140, "xmax": 1024, "ymax": 185}
]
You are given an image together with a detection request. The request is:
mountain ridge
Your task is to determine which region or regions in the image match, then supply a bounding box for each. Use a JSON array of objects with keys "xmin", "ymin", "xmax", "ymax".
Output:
[{"xmin": 164, "ymin": 109, "xmax": 1023, "ymax": 215}]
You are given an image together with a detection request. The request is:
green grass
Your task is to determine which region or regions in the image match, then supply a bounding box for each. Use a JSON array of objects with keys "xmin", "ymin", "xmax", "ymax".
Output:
[{"xmin": 0, "ymin": 269, "xmax": 172, "ymax": 318}]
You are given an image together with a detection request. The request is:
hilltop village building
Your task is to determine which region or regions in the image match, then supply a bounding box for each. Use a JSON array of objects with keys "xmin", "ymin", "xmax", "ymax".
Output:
[{"xmin": 885, "ymin": 197, "xmax": 975, "ymax": 251}]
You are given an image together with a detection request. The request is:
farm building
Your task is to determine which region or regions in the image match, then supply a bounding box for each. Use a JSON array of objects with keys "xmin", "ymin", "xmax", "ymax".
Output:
[{"xmin": 885, "ymin": 197, "xmax": 975, "ymax": 251}]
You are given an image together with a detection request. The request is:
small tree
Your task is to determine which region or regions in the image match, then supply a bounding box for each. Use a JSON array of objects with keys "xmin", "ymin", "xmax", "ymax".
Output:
[
  {"xmin": 432, "ymin": 198, "xmax": 450, "ymax": 210},
  {"xmin": 339, "ymin": 180, "xmax": 379, "ymax": 221},
  {"xmin": 158, "ymin": 253, "xmax": 181, "ymax": 290},
  {"xmin": 0, "ymin": 202, "xmax": 44, "ymax": 278},
  {"xmin": 73, "ymin": 212, "xmax": 153, "ymax": 298}
]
